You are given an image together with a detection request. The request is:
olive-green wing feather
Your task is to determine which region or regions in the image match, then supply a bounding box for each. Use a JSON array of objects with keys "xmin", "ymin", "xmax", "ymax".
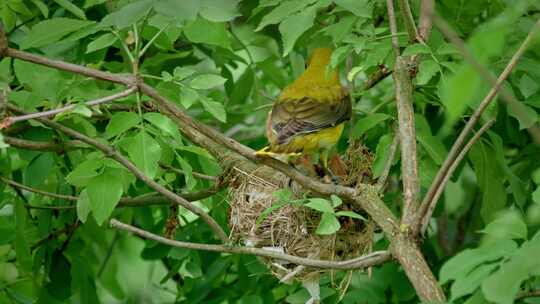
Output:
[{"xmin": 270, "ymin": 95, "xmax": 351, "ymax": 145}]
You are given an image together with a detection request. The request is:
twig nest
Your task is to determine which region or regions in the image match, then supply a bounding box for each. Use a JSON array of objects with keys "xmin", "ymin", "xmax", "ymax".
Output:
[{"xmin": 228, "ymin": 144, "xmax": 375, "ymax": 282}]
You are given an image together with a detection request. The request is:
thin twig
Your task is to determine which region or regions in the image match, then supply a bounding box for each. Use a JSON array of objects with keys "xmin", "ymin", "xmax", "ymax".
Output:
[
  {"xmin": 516, "ymin": 290, "xmax": 540, "ymax": 301},
  {"xmin": 420, "ymin": 119, "xmax": 495, "ymax": 234},
  {"xmin": 30, "ymin": 222, "xmax": 80, "ymax": 251},
  {"xmin": 362, "ymin": 65, "xmax": 392, "ymax": 90},
  {"xmin": 0, "ymin": 87, "xmax": 137, "ymax": 129},
  {"xmin": 376, "ymin": 132, "xmax": 399, "ymax": 192},
  {"xmin": 5, "ymin": 104, "xmax": 228, "ymax": 242},
  {"xmin": 418, "ymin": 19, "xmax": 540, "ymax": 234},
  {"xmin": 110, "ymin": 219, "xmax": 391, "ymax": 270},
  {"xmin": 0, "ymin": 176, "xmax": 222, "ymax": 208},
  {"xmin": 3, "ymin": 136, "xmax": 85, "ymax": 152},
  {"xmin": 386, "ymin": 0, "xmax": 401, "ymax": 56},
  {"xmin": 159, "ymin": 162, "xmax": 217, "ymax": 181},
  {"xmin": 417, "ymin": 0, "xmax": 435, "ymax": 41},
  {"xmin": 396, "ymin": 0, "xmax": 421, "ymax": 42}
]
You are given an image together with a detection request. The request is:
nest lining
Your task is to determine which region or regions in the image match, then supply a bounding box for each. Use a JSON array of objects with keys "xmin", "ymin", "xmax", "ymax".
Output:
[{"xmin": 228, "ymin": 145, "xmax": 375, "ymax": 281}]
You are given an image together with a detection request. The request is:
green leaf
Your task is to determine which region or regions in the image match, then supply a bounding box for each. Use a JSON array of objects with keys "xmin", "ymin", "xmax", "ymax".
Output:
[
  {"xmin": 279, "ymin": 7, "xmax": 316, "ymax": 56},
  {"xmin": 372, "ymin": 133, "xmax": 394, "ymax": 178},
  {"xmin": 180, "ymin": 87, "xmax": 199, "ymax": 109},
  {"xmin": 415, "ymin": 114, "xmax": 447, "ymax": 165},
  {"xmin": 14, "ymin": 203, "xmax": 32, "ymax": 273},
  {"xmin": 199, "ymin": 0, "xmax": 240, "ymax": 22},
  {"xmin": 335, "ymin": 211, "xmax": 366, "ymax": 220},
  {"xmin": 450, "ymin": 263, "xmax": 499, "ymax": 301},
  {"xmin": 533, "ymin": 187, "xmax": 540, "ymax": 204},
  {"xmin": 54, "ymin": 0, "xmax": 87, "ymax": 19},
  {"xmin": 305, "ymin": 198, "xmax": 335, "ymax": 213},
  {"xmin": 273, "ymin": 189, "xmax": 293, "ymax": 202},
  {"xmin": 481, "ymin": 211, "xmax": 527, "ymax": 240},
  {"xmin": 20, "ymin": 18, "xmax": 94, "ymax": 49},
  {"xmin": 416, "ymin": 60, "xmax": 440, "ymax": 85},
  {"xmin": 153, "ymin": 0, "xmax": 200, "ymax": 21},
  {"xmin": 334, "ymin": 0, "xmax": 373, "ymax": 18},
  {"xmin": 105, "ymin": 112, "xmax": 140, "ymax": 138},
  {"xmin": 99, "ymin": 0, "xmax": 153, "ymax": 29},
  {"xmin": 316, "ymin": 213, "xmax": 341, "ymax": 235},
  {"xmin": 143, "ymin": 112, "xmax": 181, "ymax": 139},
  {"xmin": 183, "ymin": 17, "xmax": 231, "ymax": 49},
  {"xmin": 402, "ymin": 43, "xmax": 432, "ymax": 56},
  {"xmin": 173, "ymin": 67, "xmax": 196, "ymax": 81},
  {"xmin": 532, "ymin": 167, "xmax": 540, "ymax": 184},
  {"xmin": 330, "ymin": 195, "xmax": 342, "ymax": 208},
  {"xmin": 86, "ymin": 33, "xmax": 117, "ymax": 53},
  {"xmin": 127, "ymin": 132, "xmax": 162, "ymax": 179},
  {"xmin": 66, "ymin": 158, "xmax": 103, "ymax": 187},
  {"xmin": 439, "ymin": 239, "xmax": 517, "ymax": 284},
  {"xmin": 14, "ymin": 59, "xmax": 66, "ymax": 101},
  {"xmin": 351, "ymin": 113, "xmax": 392, "ymax": 139},
  {"xmin": 507, "ymin": 101, "xmax": 538, "ymax": 130},
  {"xmin": 256, "ymin": 0, "xmax": 317, "ymax": 31},
  {"xmin": 24, "ymin": 152, "xmax": 54, "ymax": 188},
  {"xmin": 86, "ymin": 170, "xmax": 123, "ymax": 225},
  {"xmin": 200, "ymin": 96, "xmax": 227, "ymax": 122},
  {"xmin": 76, "ymin": 189, "xmax": 91, "ymax": 223},
  {"xmin": 190, "ymin": 74, "xmax": 227, "ymax": 90}
]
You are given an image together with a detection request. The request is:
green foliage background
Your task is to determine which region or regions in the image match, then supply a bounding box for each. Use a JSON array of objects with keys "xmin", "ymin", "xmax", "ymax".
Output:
[{"xmin": 0, "ymin": 0, "xmax": 539, "ymax": 303}]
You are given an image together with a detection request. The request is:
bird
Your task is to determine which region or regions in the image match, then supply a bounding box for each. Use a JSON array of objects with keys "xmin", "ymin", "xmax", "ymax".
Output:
[{"xmin": 256, "ymin": 47, "xmax": 351, "ymax": 178}]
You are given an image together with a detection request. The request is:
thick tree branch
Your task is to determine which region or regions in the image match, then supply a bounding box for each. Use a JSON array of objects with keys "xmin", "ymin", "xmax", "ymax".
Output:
[
  {"xmin": 0, "ymin": 87, "xmax": 136, "ymax": 129},
  {"xmin": 393, "ymin": 57, "xmax": 419, "ymax": 228},
  {"xmin": 418, "ymin": 18, "xmax": 540, "ymax": 234},
  {"xmin": 419, "ymin": 119, "xmax": 495, "ymax": 234},
  {"xmin": 110, "ymin": 219, "xmax": 391, "ymax": 270},
  {"xmin": 6, "ymin": 104, "xmax": 228, "ymax": 242}
]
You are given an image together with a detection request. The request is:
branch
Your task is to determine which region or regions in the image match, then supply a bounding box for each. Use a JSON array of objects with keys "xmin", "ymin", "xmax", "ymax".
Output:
[
  {"xmin": 5, "ymin": 104, "xmax": 228, "ymax": 242},
  {"xmin": 0, "ymin": 87, "xmax": 137, "ymax": 129},
  {"xmin": 0, "ymin": 176, "xmax": 221, "ymax": 208},
  {"xmin": 386, "ymin": 0, "xmax": 401, "ymax": 56},
  {"xmin": 417, "ymin": 18, "xmax": 540, "ymax": 234},
  {"xmin": 362, "ymin": 65, "xmax": 392, "ymax": 90},
  {"xmin": 417, "ymin": 0, "xmax": 435, "ymax": 41},
  {"xmin": 419, "ymin": 119, "xmax": 495, "ymax": 234},
  {"xmin": 31, "ymin": 222, "xmax": 80, "ymax": 251},
  {"xmin": 516, "ymin": 290, "xmax": 540, "ymax": 301},
  {"xmin": 393, "ymin": 56, "xmax": 419, "ymax": 229},
  {"xmin": 375, "ymin": 131, "xmax": 399, "ymax": 192},
  {"xmin": 3, "ymin": 136, "xmax": 85, "ymax": 152},
  {"xmin": 396, "ymin": 0, "xmax": 421, "ymax": 42},
  {"xmin": 110, "ymin": 218, "xmax": 391, "ymax": 270}
]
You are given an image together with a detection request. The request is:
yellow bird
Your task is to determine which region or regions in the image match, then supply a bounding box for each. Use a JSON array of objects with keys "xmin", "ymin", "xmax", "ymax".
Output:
[{"xmin": 257, "ymin": 48, "xmax": 351, "ymax": 176}]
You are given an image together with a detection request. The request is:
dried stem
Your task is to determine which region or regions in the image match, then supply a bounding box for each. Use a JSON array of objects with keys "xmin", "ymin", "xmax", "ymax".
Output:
[
  {"xmin": 110, "ymin": 219, "xmax": 391, "ymax": 270},
  {"xmin": 417, "ymin": 18, "xmax": 540, "ymax": 234},
  {"xmin": 0, "ymin": 87, "xmax": 137, "ymax": 129},
  {"xmin": 419, "ymin": 119, "xmax": 495, "ymax": 234}
]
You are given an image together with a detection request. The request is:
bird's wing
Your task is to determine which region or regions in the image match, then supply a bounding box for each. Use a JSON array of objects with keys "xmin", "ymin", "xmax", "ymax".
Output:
[{"xmin": 270, "ymin": 94, "xmax": 351, "ymax": 145}]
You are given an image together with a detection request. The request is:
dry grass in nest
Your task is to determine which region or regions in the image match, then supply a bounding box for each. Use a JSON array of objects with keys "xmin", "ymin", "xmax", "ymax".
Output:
[{"xmin": 228, "ymin": 145, "xmax": 376, "ymax": 282}]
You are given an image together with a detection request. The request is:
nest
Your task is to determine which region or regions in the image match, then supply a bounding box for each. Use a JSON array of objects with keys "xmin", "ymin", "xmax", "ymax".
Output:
[{"xmin": 228, "ymin": 144, "xmax": 376, "ymax": 282}]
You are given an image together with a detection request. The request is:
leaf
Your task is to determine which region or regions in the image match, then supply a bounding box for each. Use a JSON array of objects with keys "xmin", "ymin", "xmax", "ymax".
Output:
[
  {"xmin": 14, "ymin": 59, "xmax": 66, "ymax": 101},
  {"xmin": 450, "ymin": 263, "xmax": 499, "ymax": 301},
  {"xmin": 256, "ymin": 0, "xmax": 317, "ymax": 31},
  {"xmin": 200, "ymin": 96, "xmax": 227, "ymax": 122},
  {"xmin": 351, "ymin": 113, "xmax": 392, "ymax": 139},
  {"xmin": 190, "ymin": 74, "xmax": 227, "ymax": 90},
  {"xmin": 279, "ymin": 7, "xmax": 316, "ymax": 56},
  {"xmin": 416, "ymin": 59, "xmax": 440, "ymax": 85},
  {"xmin": 533, "ymin": 167, "xmax": 540, "ymax": 184},
  {"xmin": 333, "ymin": 0, "xmax": 373, "ymax": 18},
  {"xmin": 305, "ymin": 198, "xmax": 335, "ymax": 213},
  {"xmin": 105, "ymin": 112, "xmax": 140, "ymax": 138},
  {"xmin": 20, "ymin": 18, "xmax": 94, "ymax": 49},
  {"xmin": 180, "ymin": 87, "xmax": 199, "ymax": 109},
  {"xmin": 506, "ymin": 102, "xmax": 538, "ymax": 130},
  {"xmin": 481, "ymin": 210, "xmax": 527, "ymax": 240},
  {"xmin": 173, "ymin": 67, "xmax": 196, "ymax": 81},
  {"xmin": 330, "ymin": 195, "xmax": 342, "ymax": 208},
  {"xmin": 127, "ymin": 132, "xmax": 162, "ymax": 179},
  {"xmin": 153, "ymin": 0, "xmax": 200, "ymax": 22},
  {"xmin": 402, "ymin": 43, "xmax": 432, "ymax": 56},
  {"xmin": 66, "ymin": 158, "xmax": 103, "ymax": 187},
  {"xmin": 335, "ymin": 211, "xmax": 366, "ymax": 220},
  {"xmin": 199, "ymin": 0, "xmax": 240, "ymax": 22},
  {"xmin": 86, "ymin": 33, "xmax": 117, "ymax": 53},
  {"xmin": 54, "ymin": 0, "xmax": 86, "ymax": 19},
  {"xmin": 439, "ymin": 239, "xmax": 517, "ymax": 284},
  {"xmin": 143, "ymin": 112, "xmax": 181, "ymax": 139},
  {"xmin": 415, "ymin": 114, "xmax": 447, "ymax": 165},
  {"xmin": 183, "ymin": 17, "xmax": 231, "ymax": 49},
  {"xmin": 99, "ymin": 0, "xmax": 153, "ymax": 29},
  {"xmin": 24, "ymin": 152, "xmax": 54, "ymax": 188},
  {"xmin": 533, "ymin": 187, "xmax": 540, "ymax": 204},
  {"xmin": 14, "ymin": 203, "xmax": 32, "ymax": 273},
  {"xmin": 46, "ymin": 251, "xmax": 72, "ymax": 300},
  {"xmin": 316, "ymin": 213, "xmax": 341, "ymax": 235},
  {"xmin": 77, "ymin": 189, "xmax": 91, "ymax": 223},
  {"xmin": 86, "ymin": 170, "xmax": 123, "ymax": 225},
  {"xmin": 372, "ymin": 133, "xmax": 394, "ymax": 178}
]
